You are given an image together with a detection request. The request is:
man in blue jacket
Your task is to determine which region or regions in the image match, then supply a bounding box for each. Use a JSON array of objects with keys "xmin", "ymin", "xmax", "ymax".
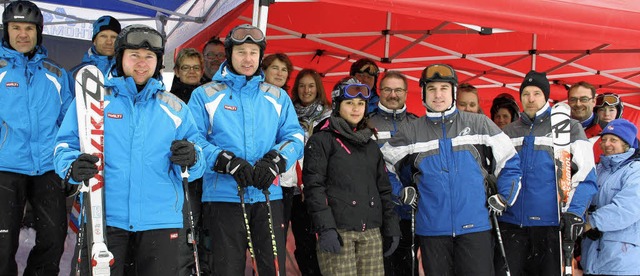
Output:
[
  {"xmin": 496, "ymin": 71, "xmax": 597, "ymax": 276},
  {"xmin": 54, "ymin": 24, "xmax": 206, "ymax": 275},
  {"xmin": 69, "ymin": 16, "xmax": 121, "ymax": 85},
  {"xmin": 0, "ymin": 1, "xmax": 73, "ymax": 274},
  {"xmin": 381, "ymin": 64, "xmax": 522, "ymax": 276},
  {"xmin": 188, "ymin": 24, "xmax": 304, "ymax": 275}
]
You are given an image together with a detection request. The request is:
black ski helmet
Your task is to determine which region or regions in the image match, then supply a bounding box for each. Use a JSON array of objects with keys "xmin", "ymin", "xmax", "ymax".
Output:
[
  {"xmin": 2, "ymin": 1, "xmax": 44, "ymax": 46},
  {"xmin": 419, "ymin": 64, "xmax": 458, "ymax": 112},
  {"xmin": 114, "ymin": 24, "xmax": 165, "ymax": 79},
  {"xmin": 224, "ymin": 24, "xmax": 266, "ymax": 74}
]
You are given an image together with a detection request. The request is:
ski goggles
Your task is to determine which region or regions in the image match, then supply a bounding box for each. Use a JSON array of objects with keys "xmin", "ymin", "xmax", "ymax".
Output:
[
  {"xmin": 228, "ymin": 24, "xmax": 265, "ymax": 44},
  {"xmin": 595, "ymin": 94, "xmax": 620, "ymax": 108},
  {"xmin": 423, "ymin": 64, "xmax": 455, "ymax": 79},
  {"xmin": 356, "ymin": 63, "xmax": 379, "ymax": 77},
  {"xmin": 342, "ymin": 83, "xmax": 371, "ymax": 100},
  {"xmin": 123, "ymin": 28, "xmax": 164, "ymax": 52}
]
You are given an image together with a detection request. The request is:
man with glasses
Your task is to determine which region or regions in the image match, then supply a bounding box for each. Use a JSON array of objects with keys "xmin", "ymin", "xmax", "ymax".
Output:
[
  {"xmin": 381, "ymin": 64, "xmax": 522, "ymax": 276},
  {"xmin": 0, "ymin": 1, "xmax": 73, "ymax": 274},
  {"xmin": 568, "ymin": 81, "xmax": 599, "ymax": 135},
  {"xmin": 202, "ymin": 37, "xmax": 225, "ymax": 82},
  {"xmin": 369, "ymin": 71, "xmax": 419, "ymax": 275},
  {"xmin": 188, "ymin": 24, "xmax": 304, "ymax": 275},
  {"xmin": 350, "ymin": 58, "xmax": 381, "ymax": 113},
  {"xmin": 54, "ymin": 24, "xmax": 206, "ymax": 275}
]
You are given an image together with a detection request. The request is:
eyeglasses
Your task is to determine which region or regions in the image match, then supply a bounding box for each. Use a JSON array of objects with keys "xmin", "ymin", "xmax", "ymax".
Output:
[
  {"xmin": 123, "ymin": 28, "xmax": 164, "ymax": 52},
  {"xmin": 595, "ymin": 94, "xmax": 620, "ymax": 107},
  {"xmin": 420, "ymin": 64, "xmax": 456, "ymax": 86},
  {"xmin": 229, "ymin": 24, "xmax": 265, "ymax": 44},
  {"xmin": 204, "ymin": 53, "xmax": 225, "ymax": 60},
  {"xmin": 568, "ymin": 97, "xmax": 593, "ymax": 104},
  {"xmin": 180, "ymin": 65, "xmax": 201, "ymax": 72},
  {"xmin": 343, "ymin": 83, "xmax": 371, "ymax": 100},
  {"xmin": 380, "ymin": 87, "xmax": 406, "ymax": 95},
  {"xmin": 357, "ymin": 63, "xmax": 379, "ymax": 77}
]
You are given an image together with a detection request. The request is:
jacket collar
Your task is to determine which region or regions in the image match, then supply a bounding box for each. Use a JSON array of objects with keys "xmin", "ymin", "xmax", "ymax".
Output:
[
  {"xmin": 519, "ymin": 102, "xmax": 551, "ymax": 126},
  {"xmin": 213, "ymin": 61, "xmax": 264, "ymax": 91},
  {"xmin": 107, "ymin": 75, "xmax": 164, "ymax": 102},
  {"xmin": 375, "ymin": 103, "xmax": 408, "ymax": 120}
]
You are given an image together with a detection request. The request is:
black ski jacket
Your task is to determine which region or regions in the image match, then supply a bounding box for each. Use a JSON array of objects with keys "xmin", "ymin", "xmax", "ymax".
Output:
[{"xmin": 303, "ymin": 118, "xmax": 400, "ymax": 237}]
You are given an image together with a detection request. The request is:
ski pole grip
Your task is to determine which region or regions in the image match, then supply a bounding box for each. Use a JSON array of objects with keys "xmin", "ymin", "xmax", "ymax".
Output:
[{"xmin": 181, "ymin": 166, "xmax": 190, "ymax": 179}]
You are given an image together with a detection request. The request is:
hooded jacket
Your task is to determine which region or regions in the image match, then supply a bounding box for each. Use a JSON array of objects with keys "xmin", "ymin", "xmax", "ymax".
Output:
[
  {"xmin": 581, "ymin": 148, "xmax": 640, "ymax": 275},
  {"xmin": 54, "ymin": 75, "xmax": 205, "ymax": 231},
  {"xmin": 0, "ymin": 42, "xmax": 72, "ymax": 175},
  {"xmin": 303, "ymin": 117, "xmax": 400, "ymax": 237},
  {"xmin": 188, "ymin": 61, "xmax": 304, "ymax": 204}
]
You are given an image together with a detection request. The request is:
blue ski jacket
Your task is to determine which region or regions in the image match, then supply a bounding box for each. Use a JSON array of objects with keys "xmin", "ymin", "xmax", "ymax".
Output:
[
  {"xmin": 54, "ymin": 74, "xmax": 206, "ymax": 231},
  {"xmin": 68, "ymin": 46, "xmax": 115, "ymax": 89},
  {"xmin": 581, "ymin": 148, "xmax": 640, "ymax": 275},
  {"xmin": 381, "ymin": 108, "xmax": 522, "ymax": 236},
  {"xmin": 0, "ymin": 42, "xmax": 73, "ymax": 176},
  {"xmin": 369, "ymin": 103, "xmax": 418, "ymax": 220},
  {"xmin": 188, "ymin": 61, "xmax": 304, "ymax": 204},
  {"xmin": 500, "ymin": 104, "xmax": 597, "ymax": 227}
]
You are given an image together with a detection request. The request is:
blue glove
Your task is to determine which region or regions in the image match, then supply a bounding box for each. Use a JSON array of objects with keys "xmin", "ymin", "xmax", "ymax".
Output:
[{"xmin": 318, "ymin": 229, "xmax": 342, "ymax": 254}]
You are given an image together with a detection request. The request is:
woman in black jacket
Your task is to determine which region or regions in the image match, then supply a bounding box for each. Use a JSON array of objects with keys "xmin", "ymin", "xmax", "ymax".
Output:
[{"xmin": 303, "ymin": 77, "xmax": 400, "ymax": 275}]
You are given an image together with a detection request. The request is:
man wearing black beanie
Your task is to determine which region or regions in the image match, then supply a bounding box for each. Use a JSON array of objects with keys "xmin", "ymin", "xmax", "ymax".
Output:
[{"xmin": 495, "ymin": 70, "xmax": 598, "ymax": 276}]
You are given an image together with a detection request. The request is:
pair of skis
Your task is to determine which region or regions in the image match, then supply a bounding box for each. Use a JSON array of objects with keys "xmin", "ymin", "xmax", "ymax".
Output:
[
  {"xmin": 73, "ymin": 65, "xmax": 113, "ymax": 276},
  {"xmin": 550, "ymin": 102, "xmax": 575, "ymax": 276}
]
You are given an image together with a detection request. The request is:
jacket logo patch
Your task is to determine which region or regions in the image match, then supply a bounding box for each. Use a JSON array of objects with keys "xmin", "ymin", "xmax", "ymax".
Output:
[
  {"xmin": 170, "ymin": 232, "xmax": 179, "ymax": 240},
  {"xmin": 458, "ymin": 127, "xmax": 471, "ymax": 136},
  {"xmin": 224, "ymin": 105, "xmax": 237, "ymax": 111},
  {"xmin": 107, "ymin": 113, "xmax": 123, "ymax": 119},
  {"xmin": 6, "ymin": 82, "xmax": 19, "ymax": 87}
]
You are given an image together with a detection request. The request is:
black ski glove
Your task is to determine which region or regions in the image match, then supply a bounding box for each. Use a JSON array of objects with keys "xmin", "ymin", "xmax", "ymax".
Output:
[
  {"xmin": 584, "ymin": 228, "xmax": 603, "ymax": 241},
  {"xmin": 252, "ymin": 150, "xmax": 286, "ymax": 191},
  {"xmin": 169, "ymin": 139, "xmax": 196, "ymax": 167},
  {"xmin": 318, "ymin": 228, "xmax": 343, "ymax": 254},
  {"xmin": 383, "ymin": 236, "xmax": 400, "ymax": 257},
  {"xmin": 560, "ymin": 212, "xmax": 585, "ymax": 242},
  {"xmin": 71, "ymin": 153, "xmax": 99, "ymax": 182},
  {"xmin": 399, "ymin": 186, "xmax": 418, "ymax": 209},
  {"xmin": 488, "ymin": 194, "xmax": 507, "ymax": 216},
  {"xmin": 213, "ymin": 150, "xmax": 253, "ymax": 188}
]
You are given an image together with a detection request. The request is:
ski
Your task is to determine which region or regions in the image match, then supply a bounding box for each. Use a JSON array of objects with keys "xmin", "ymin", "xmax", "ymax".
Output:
[
  {"xmin": 550, "ymin": 102, "xmax": 573, "ymax": 276},
  {"xmin": 75, "ymin": 65, "xmax": 114, "ymax": 276}
]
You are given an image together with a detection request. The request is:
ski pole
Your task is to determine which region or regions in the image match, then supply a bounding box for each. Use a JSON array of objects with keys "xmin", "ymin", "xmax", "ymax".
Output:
[
  {"xmin": 181, "ymin": 166, "xmax": 201, "ymax": 276},
  {"xmin": 411, "ymin": 208, "xmax": 416, "ymax": 276},
  {"xmin": 74, "ymin": 193, "xmax": 87, "ymax": 276},
  {"xmin": 492, "ymin": 212, "xmax": 511, "ymax": 276},
  {"xmin": 263, "ymin": 189, "xmax": 280, "ymax": 276},
  {"xmin": 562, "ymin": 235, "xmax": 573, "ymax": 276},
  {"xmin": 238, "ymin": 186, "xmax": 258, "ymax": 275}
]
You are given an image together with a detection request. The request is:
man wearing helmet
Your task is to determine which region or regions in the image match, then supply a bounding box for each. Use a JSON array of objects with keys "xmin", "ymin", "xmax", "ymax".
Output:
[
  {"xmin": 54, "ymin": 24, "xmax": 207, "ymax": 275},
  {"xmin": 187, "ymin": 24, "xmax": 303, "ymax": 275},
  {"xmin": 0, "ymin": 1, "xmax": 73, "ymax": 274},
  {"xmin": 381, "ymin": 64, "xmax": 522, "ymax": 276},
  {"xmin": 350, "ymin": 58, "xmax": 381, "ymax": 114}
]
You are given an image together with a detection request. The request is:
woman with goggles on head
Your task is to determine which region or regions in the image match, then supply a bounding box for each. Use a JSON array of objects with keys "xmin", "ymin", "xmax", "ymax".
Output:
[
  {"xmin": 303, "ymin": 77, "xmax": 401, "ymax": 275},
  {"xmin": 595, "ymin": 93, "xmax": 624, "ymax": 125},
  {"xmin": 188, "ymin": 24, "xmax": 304, "ymax": 276}
]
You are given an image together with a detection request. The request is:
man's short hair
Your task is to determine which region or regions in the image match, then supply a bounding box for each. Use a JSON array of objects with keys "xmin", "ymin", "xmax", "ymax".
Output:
[{"xmin": 568, "ymin": 81, "xmax": 596, "ymax": 98}]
